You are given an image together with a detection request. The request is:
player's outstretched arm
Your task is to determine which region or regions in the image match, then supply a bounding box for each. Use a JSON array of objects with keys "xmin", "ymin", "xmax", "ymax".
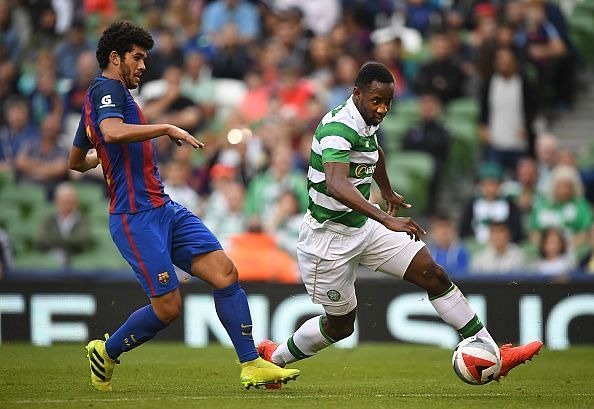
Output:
[
  {"xmin": 324, "ymin": 162, "xmax": 425, "ymax": 240},
  {"xmin": 69, "ymin": 146, "xmax": 100, "ymax": 173},
  {"xmin": 99, "ymin": 118, "xmax": 204, "ymax": 149}
]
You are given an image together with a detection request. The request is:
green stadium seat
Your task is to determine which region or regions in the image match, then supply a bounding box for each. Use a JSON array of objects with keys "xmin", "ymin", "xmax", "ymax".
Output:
[
  {"xmin": 444, "ymin": 118, "xmax": 480, "ymax": 176},
  {"xmin": 0, "ymin": 171, "xmax": 14, "ymax": 193},
  {"xmin": 445, "ymin": 98, "xmax": 480, "ymax": 121},
  {"xmin": 13, "ymin": 251, "xmax": 63, "ymax": 270},
  {"xmin": 0, "ymin": 205, "xmax": 19, "ymax": 230},
  {"xmin": 385, "ymin": 152, "xmax": 435, "ymax": 214},
  {"xmin": 0, "ymin": 183, "xmax": 47, "ymax": 218},
  {"xmin": 380, "ymin": 115, "xmax": 416, "ymax": 154},
  {"xmin": 392, "ymin": 98, "xmax": 420, "ymax": 121},
  {"xmin": 73, "ymin": 183, "xmax": 106, "ymax": 214}
]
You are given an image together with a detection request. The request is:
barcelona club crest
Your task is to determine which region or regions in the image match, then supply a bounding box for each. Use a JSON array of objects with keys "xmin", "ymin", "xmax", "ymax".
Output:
[{"xmin": 158, "ymin": 271, "xmax": 170, "ymax": 284}]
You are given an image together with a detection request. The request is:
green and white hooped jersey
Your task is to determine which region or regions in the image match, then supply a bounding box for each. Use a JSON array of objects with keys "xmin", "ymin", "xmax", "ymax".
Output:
[{"xmin": 306, "ymin": 96, "xmax": 380, "ymax": 233}]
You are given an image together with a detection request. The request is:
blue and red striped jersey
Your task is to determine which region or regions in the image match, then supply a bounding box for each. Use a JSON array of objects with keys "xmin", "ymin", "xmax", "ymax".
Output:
[{"xmin": 73, "ymin": 76, "xmax": 169, "ymax": 214}]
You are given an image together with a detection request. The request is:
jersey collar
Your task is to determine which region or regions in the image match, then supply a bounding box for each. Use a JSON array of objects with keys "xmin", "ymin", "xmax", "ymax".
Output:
[{"xmin": 346, "ymin": 95, "xmax": 379, "ymax": 137}]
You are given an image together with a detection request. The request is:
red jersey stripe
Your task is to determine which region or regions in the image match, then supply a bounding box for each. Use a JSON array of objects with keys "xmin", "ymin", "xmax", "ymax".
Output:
[
  {"xmin": 121, "ymin": 144, "xmax": 137, "ymax": 213},
  {"xmin": 142, "ymin": 141, "xmax": 166, "ymax": 208},
  {"xmin": 121, "ymin": 214, "xmax": 156, "ymax": 296},
  {"xmin": 84, "ymin": 97, "xmax": 116, "ymax": 213}
]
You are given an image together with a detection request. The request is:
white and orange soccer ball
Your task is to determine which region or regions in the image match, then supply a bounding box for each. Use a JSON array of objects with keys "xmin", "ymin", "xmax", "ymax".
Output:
[{"xmin": 452, "ymin": 336, "xmax": 501, "ymax": 385}]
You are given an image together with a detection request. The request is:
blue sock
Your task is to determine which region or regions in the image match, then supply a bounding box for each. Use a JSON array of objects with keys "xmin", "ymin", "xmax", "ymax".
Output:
[
  {"xmin": 105, "ymin": 305, "xmax": 167, "ymax": 360},
  {"xmin": 212, "ymin": 281, "xmax": 259, "ymax": 363}
]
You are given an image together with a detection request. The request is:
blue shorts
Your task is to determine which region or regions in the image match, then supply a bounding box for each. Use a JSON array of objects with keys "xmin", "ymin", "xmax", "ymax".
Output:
[{"xmin": 109, "ymin": 200, "xmax": 222, "ymax": 298}]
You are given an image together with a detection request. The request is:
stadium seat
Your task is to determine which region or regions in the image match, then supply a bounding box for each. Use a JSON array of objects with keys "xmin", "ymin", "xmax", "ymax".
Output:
[
  {"xmin": 0, "ymin": 171, "xmax": 14, "ymax": 194},
  {"xmin": 391, "ymin": 98, "xmax": 420, "ymax": 121},
  {"xmin": 380, "ymin": 115, "xmax": 416, "ymax": 154},
  {"xmin": 73, "ymin": 183, "xmax": 107, "ymax": 214},
  {"xmin": 13, "ymin": 251, "xmax": 62, "ymax": 270},
  {"xmin": 445, "ymin": 98, "xmax": 480, "ymax": 122},
  {"xmin": 0, "ymin": 183, "xmax": 47, "ymax": 219},
  {"xmin": 444, "ymin": 118, "xmax": 480, "ymax": 176},
  {"xmin": 385, "ymin": 152, "xmax": 435, "ymax": 214}
]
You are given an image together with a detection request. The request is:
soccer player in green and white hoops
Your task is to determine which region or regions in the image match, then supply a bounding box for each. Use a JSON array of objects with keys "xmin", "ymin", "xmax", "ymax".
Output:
[{"xmin": 258, "ymin": 62, "xmax": 542, "ymax": 382}]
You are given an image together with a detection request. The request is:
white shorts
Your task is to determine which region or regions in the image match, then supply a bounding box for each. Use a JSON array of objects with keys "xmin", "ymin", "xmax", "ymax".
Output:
[{"xmin": 297, "ymin": 215, "xmax": 425, "ymax": 316}]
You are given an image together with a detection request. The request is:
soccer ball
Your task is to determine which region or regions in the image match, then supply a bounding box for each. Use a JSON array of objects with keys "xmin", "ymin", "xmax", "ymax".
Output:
[{"xmin": 452, "ymin": 336, "xmax": 501, "ymax": 385}]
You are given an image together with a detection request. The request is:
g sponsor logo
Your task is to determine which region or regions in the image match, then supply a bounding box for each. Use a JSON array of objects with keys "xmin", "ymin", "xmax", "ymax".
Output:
[
  {"xmin": 354, "ymin": 164, "xmax": 376, "ymax": 178},
  {"xmin": 99, "ymin": 95, "xmax": 115, "ymax": 108}
]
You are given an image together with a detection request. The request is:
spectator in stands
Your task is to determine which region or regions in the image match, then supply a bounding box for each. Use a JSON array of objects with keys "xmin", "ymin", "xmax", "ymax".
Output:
[
  {"xmin": 53, "ymin": 20, "xmax": 93, "ymax": 82},
  {"xmin": 578, "ymin": 225, "xmax": 594, "ymax": 274},
  {"xmin": 30, "ymin": 69, "xmax": 63, "ymax": 127},
  {"xmin": 470, "ymin": 222, "xmax": 526, "ymax": 274},
  {"xmin": 202, "ymin": 180, "xmax": 248, "ymax": 248},
  {"xmin": 180, "ymin": 51, "xmax": 216, "ymax": 116},
  {"xmin": 245, "ymin": 144, "xmax": 308, "ymax": 219},
  {"xmin": 372, "ymin": 34, "xmax": 410, "ymax": 98},
  {"xmin": 0, "ymin": 0, "xmax": 20, "ymax": 64},
  {"xmin": 533, "ymin": 227, "xmax": 574, "ymax": 279},
  {"xmin": 402, "ymin": 93, "xmax": 449, "ymax": 211},
  {"xmin": 15, "ymin": 114, "xmax": 68, "ymax": 196},
  {"xmin": 327, "ymin": 54, "xmax": 359, "ymax": 110},
  {"xmin": 226, "ymin": 218, "xmax": 299, "ymax": 283},
  {"xmin": 143, "ymin": 66, "xmax": 203, "ymax": 135},
  {"xmin": 0, "ymin": 226, "xmax": 12, "ymax": 277},
  {"xmin": 305, "ymin": 35, "xmax": 334, "ymax": 91},
  {"xmin": 201, "ymin": 0, "xmax": 260, "ymax": 44},
  {"xmin": 35, "ymin": 182, "xmax": 92, "ymax": 268},
  {"xmin": 530, "ymin": 165, "xmax": 592, "ymax": 251},
  {"xmin": 20, "ymin": 6, "xmax": 60, "ymax": 63},
  {"xmin": 239, "ymin": 68, "xmax": 272, "ymax": 124},
  {"xmin": 210, "ymin": 23, "xmax": 253, "ymax": 80},
  {"xmin": 276, "ymin": 60, "xmax": 315, "ymax": 120},
  {"xmin": 142, "ymin": 28, "xmax": 184, "ymax": 85},
  {"xmin": 272, "ymin": 6, "xmax": 309, "ymax": 69},
  {"xmin": 163, "ymin": 161, "xmax": 200, "ymax": 215},
  {"xmin": 0, "ymin": 61, "xmax": 19, "ymax": 123},
  {"xmin": 405, "ymin": 0, "xmax": 439, "ymax": 38},
  {"xmin": 502, "ymin": 157, "xmax": 541, "ymax": 220},
  {"xmin": 459, "ymin": 161, "xmax": 524, "ymax": 245},
  {"xmin": 535, "ymin": 133, "xmax": 559, "ymax": 194},
  {"xmin": 479, "ymin": 47, "xmax": 537, "ymax": 170},
  {"xmin": 264, "ymin": 190, "xmax": 303, "ymax": 257},
  {"xmin": 428, "ymin": 214, "xmax": 470, "ymax": 276},
  {"xmin": 522, "ymin": 1, "xmax": 566, "ymax": 107},
  {"xmin": 414, "ymin": 31, "xmax": 465, "ymax": 104},
  {"xmin": 275, "ymin": 0, "xmax": 341, "ymax": 36},
  {"xmin": 0, "ymin": 96, "xmax": 38, "ymax": 172},
  {"xmin": 63, "ymin": 51, "xmax": 99, "ymax": 116}
]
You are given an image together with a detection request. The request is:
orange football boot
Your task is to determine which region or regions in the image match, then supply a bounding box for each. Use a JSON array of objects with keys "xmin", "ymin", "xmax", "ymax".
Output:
[{"xmin": 497, "ymin": 340, "xmax": 543, "ymax": 379}]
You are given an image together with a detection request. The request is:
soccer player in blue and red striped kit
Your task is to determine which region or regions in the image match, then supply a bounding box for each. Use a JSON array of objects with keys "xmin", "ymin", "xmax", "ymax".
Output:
[{"xmin": 68, "ymin": 21, "xmax": 299, "ymax": 392}]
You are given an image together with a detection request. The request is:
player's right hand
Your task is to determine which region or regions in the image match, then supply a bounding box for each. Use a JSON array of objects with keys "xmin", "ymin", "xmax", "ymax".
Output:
[
  {"xmin": 167, "ymin": 125, "xmax": 204, "ymax": 149},
  {"xmin": 383, "ymin": 217, "xmax": 426, "ymax": 241}
]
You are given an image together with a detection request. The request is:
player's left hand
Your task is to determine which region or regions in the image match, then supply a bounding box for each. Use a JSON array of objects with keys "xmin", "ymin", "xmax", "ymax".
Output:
[{"xmin": 382, "ymin": 190, "xmax": 411, "ymax": 216}]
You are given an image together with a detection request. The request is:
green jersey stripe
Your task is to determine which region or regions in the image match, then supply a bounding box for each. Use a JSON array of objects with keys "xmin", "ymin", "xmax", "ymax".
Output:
[
  {"xmin": 308, "ymin": 202, "xmax": 367, "ymax": 228},
  {"xmin": 315, "ymin": 121, "xmax": 360, "ymax": 145}
]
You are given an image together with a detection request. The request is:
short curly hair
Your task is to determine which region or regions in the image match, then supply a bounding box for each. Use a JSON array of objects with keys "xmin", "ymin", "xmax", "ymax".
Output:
[
  {"xmin": 355, "ymin": 62, "xmax": 394, "ymax": 90},
  {"xmin": 96, "ymin": 21, "xmax": 154, "ymax": 69}
]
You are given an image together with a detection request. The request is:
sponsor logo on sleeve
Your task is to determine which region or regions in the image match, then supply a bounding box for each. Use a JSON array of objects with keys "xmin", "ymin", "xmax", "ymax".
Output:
[{"xmin": 99, "ymin": 95, "xmax": 115, "ymax": 109}]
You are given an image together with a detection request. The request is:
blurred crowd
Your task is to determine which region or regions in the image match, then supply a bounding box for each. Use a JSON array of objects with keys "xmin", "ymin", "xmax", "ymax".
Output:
[{"xmin": 0, "ymin": 0, "xmax": 592, "ymax": 282}]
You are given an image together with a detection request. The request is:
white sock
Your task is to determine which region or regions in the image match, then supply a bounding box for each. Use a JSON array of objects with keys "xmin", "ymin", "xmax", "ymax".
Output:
[
  {"xmin": 430, "ymin": 284, "xmax": 494, "ymax": 342},
  {"xmin": 271, "ymin": 316, "xmax": 335, "ymax": 366}
]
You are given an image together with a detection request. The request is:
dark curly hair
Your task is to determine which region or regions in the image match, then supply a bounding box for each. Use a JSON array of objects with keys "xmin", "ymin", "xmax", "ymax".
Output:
[
  {"xmin": 355, "ymin": 62, "xmax": 394, "ymax": 90},
  {"xmin": 96, "ymin": 21, "xmax": 154, "ymax": 69}
]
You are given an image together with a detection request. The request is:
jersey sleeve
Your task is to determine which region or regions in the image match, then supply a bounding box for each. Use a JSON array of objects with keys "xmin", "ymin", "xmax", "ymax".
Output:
[
  {"xmin": 72, "ymin": 115, "xmax": 93, "ymax": 150},
  {"xmin": 320, "ymin": 135, "xmax": 351, "ymax": 164},
  {"xmin": 92, "ymin": 80, "xmax": 126, "ymax": 124}
]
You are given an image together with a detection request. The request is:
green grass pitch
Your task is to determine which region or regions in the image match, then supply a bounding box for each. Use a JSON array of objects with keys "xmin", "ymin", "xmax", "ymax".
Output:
[{"xmin": 0, "ymin": 343, "xmax": 592, "ymax": 409}]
